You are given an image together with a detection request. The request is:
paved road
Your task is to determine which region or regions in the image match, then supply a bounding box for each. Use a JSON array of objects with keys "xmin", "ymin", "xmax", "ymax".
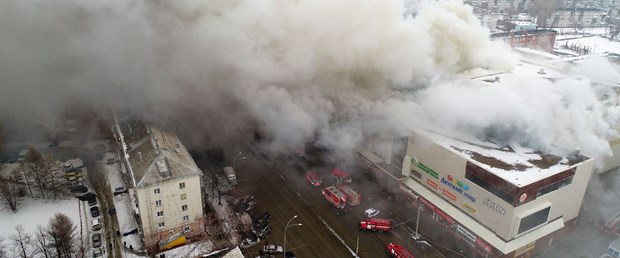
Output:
[{"xmin": 230, "ymin": 147, "xmax": 452, "ymax": 258}]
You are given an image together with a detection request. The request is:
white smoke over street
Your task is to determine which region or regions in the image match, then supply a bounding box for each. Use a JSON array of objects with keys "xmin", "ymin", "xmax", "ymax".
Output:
[{"xmin": 0, "ymin": 0, "xmax": 618, "ymax": 165}]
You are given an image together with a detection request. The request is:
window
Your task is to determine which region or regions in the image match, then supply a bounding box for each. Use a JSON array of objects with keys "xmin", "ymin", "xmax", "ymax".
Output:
[
  {"xmin": 537, "ymin": 176, "xmax": 573, "ymax": 197},
  {"xmin": 518, "ymin": 206, "xmax": 551, "ymax": 234},
  {"xmin": 158, "ymin": 222, "xmax": 165, "ymax": 228},
  {"xmin": 179, "ymin": 182, "xmax": 185, "ymax": 189},
  {"xmin": 465, "ymin": 172, "xmax": 514, "ymax": 204},
  {"xmin": 156, "ymin": 211, "xmax": 164, "ymax": 217},
  {"xmin": 182, "ymin": 205, "xmax": 188, "ymax": 211},
  {"xmin": 155, "ymin": 200, "xmax": 162, "ymax": 207},
  {"xmin": 181, "ymin": 194, "xmax": 187, "ymax": 200},
  {"xmin": 183, "ymin": 226, "xmax": 190, "ymax": 232},
  {"xmin": 154, "ymin": 188, "xmax": 160, "ymax": 194},
  {"xmin": 183, "ymin": 215, "xmax": 189, "ymax": 221}
]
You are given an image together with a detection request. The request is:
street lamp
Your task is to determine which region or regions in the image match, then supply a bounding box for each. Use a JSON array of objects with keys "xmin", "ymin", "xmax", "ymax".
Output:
[
  {"xmin": 284, "ymin": 215, "xmax": 302, "ymax": 256},
  {"xmin": 412, "ymin": 195, "xmax": 422, "ymax": 241},
  {"xmin": 232, "ymin": 151, "xmax": 245, "ymax": 170}
]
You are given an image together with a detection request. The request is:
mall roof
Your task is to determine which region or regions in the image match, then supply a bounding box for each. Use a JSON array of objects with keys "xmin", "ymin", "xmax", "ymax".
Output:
[{"xmin": 416, "ymin": 128, "xmax": 590, "ymax": 187}]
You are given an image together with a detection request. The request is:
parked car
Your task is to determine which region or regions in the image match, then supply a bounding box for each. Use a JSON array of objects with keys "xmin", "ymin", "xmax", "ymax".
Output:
[
  {"xmin": 260, "ymin": 244, "xmax": 283, "ymax": 255},
  {"xmin": 254, "ymin": 223, "xmax": 271, "ymax": 238},
  {"xmin": 87, "ymin": 197, "xmax": 97, "ymax": 207},
  {"xmin": 92, "ymin": 218, "xmax": 102, "ymax": 231},
  {"xmin": 70, "ymin": 185, "xmax": 88, "ymax": 193},
  {"xmin": 305, "ymin": 171, "xmax": 322, "ymax": 187},
  {"xmin": 285, "ymin": 251, "xmax": 297, "ymax": 258},
  {"xmin": 92, "ymin": 247, "xmax": 103, "ymax": 257},
  {"xmin": 90, "ymin": 206, "xmax": 100, "ymax": 218},
  {"xmin": 253, "ymin": 212, "xmax": 271, "ymax": 229},
  {"xmin": 243, "ymin": 200, "xmax": 256, "ymax": 212},
  {"xmin": 365, "ymin": 208, "xmax": 380, "ymax": 218},
  {"xmin": 91, "ymin": 233, "xmax": 102, "ymax": 248},
  {"xmin": 239, "ymin": 233, "xmax": 259, "ymax": 249}
]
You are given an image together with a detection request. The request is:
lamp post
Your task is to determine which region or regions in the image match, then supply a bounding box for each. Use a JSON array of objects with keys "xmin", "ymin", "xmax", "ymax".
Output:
[
  {"xmin": 284, "ymin": 215, "xmax": 302, "ymax": 256},
  {"xmin": 412, "ymin": 195, "xmax": 422, "ymax": 241},
  {"xmin": 232, "ymin": 151, "xmax": 245, "ymax": 171}
]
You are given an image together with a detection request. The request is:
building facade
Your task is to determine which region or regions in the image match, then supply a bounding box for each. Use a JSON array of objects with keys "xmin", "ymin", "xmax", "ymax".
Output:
[
  {"xmin": 113, "ymin": 119, "xmax": 205, "ymax": 254},
  {"xmin": 491, "ymin": 29, "xmax": 557, "ymax": 52},
  {"xmin": 545, "ymin": 8, "xmax": 606, "ymax": 27},
  {"xmin": 357, "ymin": 128, "xmax": 594, "ymax": 257}
]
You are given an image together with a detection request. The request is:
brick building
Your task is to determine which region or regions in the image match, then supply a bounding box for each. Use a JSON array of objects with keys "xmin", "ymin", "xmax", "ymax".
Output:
[{"xmin": 491, "ymin": 29, "xmax": 557, "ymax": 52}]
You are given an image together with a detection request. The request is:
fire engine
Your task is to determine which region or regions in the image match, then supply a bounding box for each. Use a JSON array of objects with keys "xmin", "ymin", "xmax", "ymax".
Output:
[
  {"xmin": 322, "ymin": 186, "xmax": 347, "ymax": 209},
  {"xmin": 387, "ymin": 243, "xmax": 414, "ymax": 258},
  {"xmin": 338, "ymin": 185, "xmax": 361, "ymax": 206},
  {"xmin": 332, "ymin": 168, "xmax": 352, "ymax": 184},
  {"xmin": 360, "ymin": 218, "xmax": 391, "ymax": 232}
]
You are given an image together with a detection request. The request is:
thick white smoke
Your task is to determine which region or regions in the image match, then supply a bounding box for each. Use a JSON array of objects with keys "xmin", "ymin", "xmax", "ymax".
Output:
[{"xmin": 0, "ymin": 0, "xmax": 617, "ymax": 166}]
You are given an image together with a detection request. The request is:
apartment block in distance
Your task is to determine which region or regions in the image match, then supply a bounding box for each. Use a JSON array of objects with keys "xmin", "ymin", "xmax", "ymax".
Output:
[{"xmin": 113, "ymin": 118, "xmax": 205, "ymax": 254}]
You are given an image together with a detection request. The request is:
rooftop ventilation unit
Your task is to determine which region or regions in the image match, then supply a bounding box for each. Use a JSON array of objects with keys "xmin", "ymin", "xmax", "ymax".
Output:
[{"xmin": 157, "ymin": 158, "xmax": 171, "ymax": 178}]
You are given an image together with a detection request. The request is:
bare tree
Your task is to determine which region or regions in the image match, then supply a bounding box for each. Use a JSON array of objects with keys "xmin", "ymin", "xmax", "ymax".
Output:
[
  {"xmin": 10, "ymin": 225, "xmax": 32, "ymax": 258},
  {"xmin": 47, "ymin": 213, "xmax": 76, "ymax": 258},
  {"xmin": 34, "ymin": 225, "xmax": 52, "ymax": 258},
  {"xmin": 0, "ymin": 236, "xmax": 9, "ymax": 258},
  {"xmin": 530, "ymin": 0, "xmax": 561, "ymax": 27},
  {"xmin": 0, "ymin": 172, "xmax": 22, "ymax": 212},
  {"xmin": 15, "ymin": 162, "xmax": 34, "ymax": 198},
  {"xmin": 26, "ymin": 148, "xmax": 47, "ymax": 199}
]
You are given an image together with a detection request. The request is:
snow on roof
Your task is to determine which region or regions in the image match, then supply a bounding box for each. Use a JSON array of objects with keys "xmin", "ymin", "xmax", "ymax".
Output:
[
  {"xmin": 417, "ymin": 129, "xmax": 589, "ymax": 187},
  {"xmin": 119, "ymin": 121, "xmax": 202, "ymax": 188}
]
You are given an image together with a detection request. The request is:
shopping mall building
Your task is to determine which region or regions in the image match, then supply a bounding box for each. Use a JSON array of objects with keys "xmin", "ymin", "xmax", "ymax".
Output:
[{"xmin": 356, "ymin": 127, "xmax": 594, "ymax": 257}]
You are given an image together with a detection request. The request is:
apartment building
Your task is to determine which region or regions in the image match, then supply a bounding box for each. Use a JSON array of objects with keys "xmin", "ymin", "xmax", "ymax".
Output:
[
  {"xmin": 546, "ymin": 8, "xmax": 606, "ymax": 27},
  {"xmin": 113, "ymin": 119, "xmax": 205, "ymax": 254}
]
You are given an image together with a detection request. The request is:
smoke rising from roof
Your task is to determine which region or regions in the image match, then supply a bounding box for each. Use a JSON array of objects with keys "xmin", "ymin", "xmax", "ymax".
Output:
[{"xmin": 0, "ymin": 0, "xmax": 617, "ymax": 166}]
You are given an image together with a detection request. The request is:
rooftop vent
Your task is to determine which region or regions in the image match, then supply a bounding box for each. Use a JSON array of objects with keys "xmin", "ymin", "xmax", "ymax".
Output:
[{"xmin": 157, "ymin": 158, "xmax": 171, "ymax": 178}]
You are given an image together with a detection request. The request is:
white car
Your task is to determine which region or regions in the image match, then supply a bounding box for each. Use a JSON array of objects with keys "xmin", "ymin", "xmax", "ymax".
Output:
[
  {"xmin": 92, "ymin": 218, "xmax": 102, "ymax": 231},
  {"xmin": 365, "ymin": 208, "xmax": 380, "ymax": 218}
]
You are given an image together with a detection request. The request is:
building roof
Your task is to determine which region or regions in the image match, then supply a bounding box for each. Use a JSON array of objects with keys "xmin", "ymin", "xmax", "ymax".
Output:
[
  {"xmin": 558, "ymin": 7, "xmax": 604, "ymax": 12},
  {"xmin": 490, "ymin": 29, "xmax": 557, "ymax": 39},
  {"xmin": 416, "ymin": 128, "xmax": 589, "ymax": 187},
  {"xmin": 119, "ymin": 121, "xmax": 201, "ymax": 188}
]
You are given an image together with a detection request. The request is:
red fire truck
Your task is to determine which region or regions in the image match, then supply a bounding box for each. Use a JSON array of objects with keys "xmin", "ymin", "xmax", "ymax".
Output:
[
  {"xmin": 322, "ymin": 186, "xmax": 347, "ymax": 209},
  {"xmin": 360, "ymin": 218, "xmax": 391, "ymax": 232},
  {"xmin": 387, "ymin": 243, "xmax": 414, "ymax": 258},
  {"xmin": 332, "ymin": 168, "xmax": 352, "ymax": 184},
  {"xmin": 338, "ymin": 185, "xmax": 361, "ymax": 206}
]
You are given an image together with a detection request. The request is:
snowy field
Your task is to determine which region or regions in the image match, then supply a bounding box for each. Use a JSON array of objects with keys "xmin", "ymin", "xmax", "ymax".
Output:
[
  {"xmin": 0, "ymin": 198, "xmax": 82, "ymax": 237},
  {"xmin": 557, "ymin": 36, "xmax": 620, "ymax": 55}
]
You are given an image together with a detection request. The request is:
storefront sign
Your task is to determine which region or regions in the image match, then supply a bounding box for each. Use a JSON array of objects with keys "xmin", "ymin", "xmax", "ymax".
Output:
[
  {"xmin": 427, "ymin": 179, "xmax": 456, "ymax": 201},
  {"xmin": 462, "ymin": 203, "xmax": 477, "ymax": 214},
  {"xmin": 441, "ymin": 175, "xmax": 476, "ymax": 202},
  {"xmin": 414, "ymin": 159, "xmax": 439, "ymax": 179},
  {"xmin": 483, "ymin": 197, "xmax": 506, "ymax": 215},
  {"xmin": 456, "ymin": 225, "xmax": 476, "ymax": 243},
  {"xmin": 420, "ymin": 196, "xmax": 455, "ymax": 224}
]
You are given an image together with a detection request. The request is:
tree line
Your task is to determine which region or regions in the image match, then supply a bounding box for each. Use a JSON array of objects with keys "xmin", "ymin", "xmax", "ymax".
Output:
[
  {"xmin": 0, "ymin": 148, "xmax": 67, "ymax": 212},
  {"xmin": 0, "ymin": 213, "xmax": 82, "ymax": 258}
]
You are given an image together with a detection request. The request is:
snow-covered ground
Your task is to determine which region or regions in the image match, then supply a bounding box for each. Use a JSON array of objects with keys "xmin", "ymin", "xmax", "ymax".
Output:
[
  {"xmin": 158, "ymin": 239, "xmax": 215, "ymax": 258},
  {"xmin": 0, "ymin": 198, "xmax": 82, "ymax": 237},
  {"xmin": 552, "ymin": 27, "xmax": 607, "ymax": 36},
  {"xmin": 556, "ymin": 35, "xmax": 620, "ymax": 55},
  {"xmin": 102, "ymin": 151, "xmax": 145, "ymax": 252}
]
